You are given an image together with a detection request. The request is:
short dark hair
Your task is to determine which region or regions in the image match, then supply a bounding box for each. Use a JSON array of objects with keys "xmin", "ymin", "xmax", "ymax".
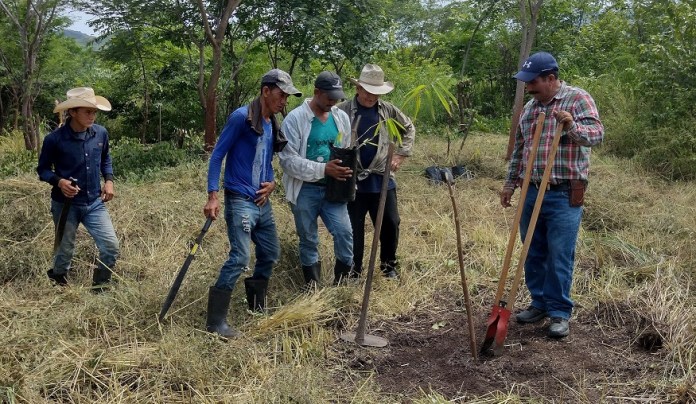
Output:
[
  {"xmin": 539, "ymin": 69, "xmax": 559, "ymax": 80},
  {"xmin": 261, "ymin": 83, "xmax": 279, "ymax": 92}
]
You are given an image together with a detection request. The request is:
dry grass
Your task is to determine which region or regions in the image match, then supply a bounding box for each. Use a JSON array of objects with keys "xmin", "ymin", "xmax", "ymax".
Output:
[{"xmin": 1, "ymin": 132, "xmax": 694, "ymax": 403}]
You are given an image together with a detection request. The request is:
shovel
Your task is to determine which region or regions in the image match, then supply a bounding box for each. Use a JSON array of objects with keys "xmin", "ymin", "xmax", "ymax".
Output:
[
  {"xmin": 158, "ymin": 217, "xmax": 213, "ymax": 322},
  {"xmin": 480, "ymin": 113, "xmax": 554, "ymax": 355},
  {"xmin": 440, "ymin": 168, "xmax": 478, "ymax": 361}
]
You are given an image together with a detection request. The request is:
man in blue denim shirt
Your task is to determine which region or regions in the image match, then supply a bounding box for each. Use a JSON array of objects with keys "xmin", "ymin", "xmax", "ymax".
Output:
[
  {"xmin": 37, "ymin": 87, "xmax": 119, "ymax": 292},
  {"xmin": 204, "ymin": 69, "xmax": 301, "ymax": 338}
]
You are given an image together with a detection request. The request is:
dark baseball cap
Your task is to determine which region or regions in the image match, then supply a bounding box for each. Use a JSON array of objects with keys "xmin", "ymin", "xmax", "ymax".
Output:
[
  {"xmin": 314, "ymin": 71, "xmax": 346, "ymax": 100},
  {"xmin": 261, "ymin": 69, "xmax": 302, "ymax": 97},
  {"xmin": 513, "ymin": 52, "xmax": 559, "ymax": 82}
]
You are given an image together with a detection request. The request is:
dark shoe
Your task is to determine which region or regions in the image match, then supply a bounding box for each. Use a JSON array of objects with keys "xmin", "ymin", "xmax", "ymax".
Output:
[
  {"xmin": 380, "ymin": 260, "xmax": 399, "ymax": 279},
  {"xmin": 515, "ymin": 306, "xmax": 548, "ymax": 323},
  {"xmin": 206, "ymin": 286, "xmax": 241, "ymax": 338},
  {"xmin": 333, "ymin": 260, "xmax": 353, "ymax": 285},
  {"xmin": 348, "ymin": 265, "xmax": 362, "ymax": 279},
  {"xmin": 91, "ymin": 266, "xmax": 113, "ymax": 294},
  {"xmin": 47, "ymin": 269, "xmax": 68, "ymax": 286},
  {"xmin": 301, "ymin": 262, "xmax": 321, "ymax": 291},
  {"xmin": 548, "ymin": 317, "xmax": 570, "ymax": 338},
  {"xmin": 244, "ymin": 277, "xmax": 268, "ymax": 312}
]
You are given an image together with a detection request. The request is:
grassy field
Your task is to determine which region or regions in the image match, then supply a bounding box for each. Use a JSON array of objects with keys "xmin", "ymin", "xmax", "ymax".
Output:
[{"xmin": 0, "ymin": 131, "xmax": 694, "ymax": 402}]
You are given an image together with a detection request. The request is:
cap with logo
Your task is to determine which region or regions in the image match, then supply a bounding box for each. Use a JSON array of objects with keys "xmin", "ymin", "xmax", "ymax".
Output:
[
  {"xmin": 314, "ymin": 71, "xmax": 346, "ymax": 100},
  {"xmin": 261, "ymin": 69, "xmax": 302, "ymax": 97},
  {"xmin": 513, "ymin": 52, "xmax": 559, "ymax": 83}
]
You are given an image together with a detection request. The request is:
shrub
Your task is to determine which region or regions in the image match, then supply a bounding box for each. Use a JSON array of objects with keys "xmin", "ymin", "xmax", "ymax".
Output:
[
  {"xmin": 0, "ymin": 131, "xmax": 37, "ymax": 178},
  {"xmin": 111, "ymin": 139, "xmax": 191, "ymax": 181}
]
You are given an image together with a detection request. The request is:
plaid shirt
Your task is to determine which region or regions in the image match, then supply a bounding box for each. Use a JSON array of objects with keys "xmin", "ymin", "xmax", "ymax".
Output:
[{"xmin": 505, "ymin": 81, "xmax": 604, "ymax": 189}]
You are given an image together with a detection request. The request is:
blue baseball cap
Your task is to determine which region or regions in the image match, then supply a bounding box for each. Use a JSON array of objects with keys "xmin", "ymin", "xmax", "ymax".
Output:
[{"xmin": 513, "ymin": 52, "xmax": 559, "ymax": 82}]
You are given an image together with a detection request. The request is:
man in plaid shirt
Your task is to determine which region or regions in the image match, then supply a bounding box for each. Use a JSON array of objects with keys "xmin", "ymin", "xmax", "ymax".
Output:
[{"xmin": 501, "ymin": 52, "xmax": 604, "ymax": 338}]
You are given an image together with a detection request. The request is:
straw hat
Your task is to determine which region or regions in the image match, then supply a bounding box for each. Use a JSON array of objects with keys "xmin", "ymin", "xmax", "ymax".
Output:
[
  {"xmin": 349, "ymin": 64, "xmax": 394, "ymax": 95},
  {"xmin": 53, "ymin": 87, "xmax": 112, "ymax": 113}
]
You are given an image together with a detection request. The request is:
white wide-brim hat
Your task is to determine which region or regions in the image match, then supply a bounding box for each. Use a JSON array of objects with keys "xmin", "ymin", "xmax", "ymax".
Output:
[
  {"xmin": 53, "ymin": 87, "xmax": 112, "ymax": 113},
  {"xmin": 350, "ymin": 64, "xmax": 394, "ymax": 95}
]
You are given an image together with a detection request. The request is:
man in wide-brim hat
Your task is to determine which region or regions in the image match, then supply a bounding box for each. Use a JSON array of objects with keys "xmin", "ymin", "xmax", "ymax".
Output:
[
  {"xmin": 338, "ymin": 64, "xmax": 416, "ymax": 280},
  {"xmin": 37, "ymin": 87, "xmax": 119, "ymax": 292}
]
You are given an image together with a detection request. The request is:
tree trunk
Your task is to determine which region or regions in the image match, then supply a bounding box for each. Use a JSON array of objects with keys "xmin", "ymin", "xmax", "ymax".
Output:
[
  {"xmin": 0, "ymin": 0, "xmax": 59, "ymax": 150},
  {"xmin": 194, "ymin": 0, "xmax": 242, "ymax": 152},
  {"xmin": 505, "ymin": 0, "xmax": 543, "ymax": 161}
]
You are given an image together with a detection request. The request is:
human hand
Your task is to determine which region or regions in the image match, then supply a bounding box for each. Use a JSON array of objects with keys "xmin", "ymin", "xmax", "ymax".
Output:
[
  {"xmin": 58, "ymin": 178, "xmax": 80, "ymax": 198},
  {"xmin": 324, "ymin": 159, "xmax": 353, "ymax": 181},
  {"xmin": 391, "ymin": 154, "xmax": 406, "ymax": 172},
  {"xmin": 204, "ymin": 192, "xmax": 220, "ymax": 220},
  {"xmin": 500, "ymin": 187, "xmax": 514, "ymax": 208},
  {"xmin": 255, "ymin": 181, "xmax": 275, "ymax": 206},
  {"xmin": 554, "ymin": 110, "xmax": 573, "ymax": 131},
  {"xmin": 101, "ymin": 180, "xmax": 114, "ymax": 202}
]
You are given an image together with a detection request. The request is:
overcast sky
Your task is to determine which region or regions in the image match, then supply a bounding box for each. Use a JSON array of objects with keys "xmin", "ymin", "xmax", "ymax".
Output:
[{"xmin": 64, "ymin": 9, "xmax": 97, "ymax": 36}]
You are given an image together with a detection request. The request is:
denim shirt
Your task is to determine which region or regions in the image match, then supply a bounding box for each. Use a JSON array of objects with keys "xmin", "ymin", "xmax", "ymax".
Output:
[{"xmin": 37, "ymin": 118, "xmax": 114, "ymax": 205}]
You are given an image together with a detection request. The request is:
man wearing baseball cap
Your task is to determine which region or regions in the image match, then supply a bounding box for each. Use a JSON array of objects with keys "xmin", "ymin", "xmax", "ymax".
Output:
[
  {"xmin": 279, "ymin": 71, "xmax": 354, "ymax": 290},
  {"xmin": 37, "ymin": 87, "xmax": 119, "ymax": 292},
  {"xmin": 501, "ymin": 51, "xmax": 604, "ymax": 338},
  {"xmin": 203, "ymin": 68, "xmax": 301, "ymax": 338}
]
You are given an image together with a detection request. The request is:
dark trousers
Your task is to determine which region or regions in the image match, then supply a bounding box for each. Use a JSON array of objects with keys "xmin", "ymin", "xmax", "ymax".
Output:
[{"xmin": 348, "ymin": 189, "xmax": 400, "ymax": 271}]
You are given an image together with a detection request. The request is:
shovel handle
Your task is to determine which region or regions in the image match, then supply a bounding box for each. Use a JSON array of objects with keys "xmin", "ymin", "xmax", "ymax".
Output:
[
  {"xmin": 507, "ymin": 123, "xmax": 565, "ymax": 307},
  {"xmin": 493, "ymin": 112, "xmax": 545, "ymax": 304}
]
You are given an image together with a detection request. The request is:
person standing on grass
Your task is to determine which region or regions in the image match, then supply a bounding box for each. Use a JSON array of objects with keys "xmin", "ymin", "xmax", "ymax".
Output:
[
  {"xmin": 337, "ymin": 64, "xmax": 415, "ymax": 280},
  {"xmin": 279, "ymin": 71, "xmax": 354, "ymax": 288},
  {"xmin": 37, "ymin": 87, "xmax": 119, "ymax": 293},
  {"xmin": 204, "ymin": 69, "xmax": 302, "ymax": 338},
  {"xmin": 500, "ymin": 52, "xmax": 604, "ymax": 338}
]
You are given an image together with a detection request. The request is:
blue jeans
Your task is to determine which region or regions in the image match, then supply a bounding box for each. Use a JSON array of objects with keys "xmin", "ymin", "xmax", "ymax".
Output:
[
  {"xmin": 290, "ymin": 183, "xmax": 353, "ymax": 267},
  {"xmin": 215, "ymin": 193, "xmax": 280, "ymax": 291},
  {"xmin": 519, "ymin": 188, "xmax": 583, "ymax": 320},
  {"xmin": 50, "ymin": 198, "xmax": 119, "ymax": 275}
]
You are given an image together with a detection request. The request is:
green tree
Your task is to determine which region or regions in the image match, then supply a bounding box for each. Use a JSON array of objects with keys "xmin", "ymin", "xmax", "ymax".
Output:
[{"xmin": 0, "ymin": 0, "xmax": 64, "ymax": 150}]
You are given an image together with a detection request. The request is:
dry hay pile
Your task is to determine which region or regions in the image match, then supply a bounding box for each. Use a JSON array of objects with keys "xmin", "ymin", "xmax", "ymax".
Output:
[{"xmin": 0, "ymin": 133, "xmax": 694, "ymax": 403}]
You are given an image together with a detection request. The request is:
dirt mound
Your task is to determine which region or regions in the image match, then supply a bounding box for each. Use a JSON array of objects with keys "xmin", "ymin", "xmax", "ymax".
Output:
[{"xmin": 339, "ymin": 293, "xmax": 668, "ymax": 402}]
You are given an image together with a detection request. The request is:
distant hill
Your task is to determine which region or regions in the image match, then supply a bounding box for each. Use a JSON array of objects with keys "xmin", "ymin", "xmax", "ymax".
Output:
[{"xmin": 63, "ymin": 29, "xmax": 97, "ymax": 48}]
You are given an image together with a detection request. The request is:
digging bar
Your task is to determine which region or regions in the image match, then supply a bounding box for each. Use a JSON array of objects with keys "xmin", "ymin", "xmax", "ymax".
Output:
[
  {"xmin": 480, "ymin": 113, "xmax": 545, "ymax": 354},
  {"xmin": 158, "ymin": 217, "xmax": 213, "ymax": 322},
  {"xmin": 440, "ymin": 168, "xmax": 478, "ymax": 361},
  {"xmin": 340, "ymin": 142, "xmax": 395, "ymax": 348}
]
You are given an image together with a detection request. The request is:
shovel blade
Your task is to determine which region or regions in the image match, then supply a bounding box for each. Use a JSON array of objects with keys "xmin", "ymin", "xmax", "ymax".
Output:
[{"xmin": 480, "ymin": 305, "xmax": 512, "ymax": 356}]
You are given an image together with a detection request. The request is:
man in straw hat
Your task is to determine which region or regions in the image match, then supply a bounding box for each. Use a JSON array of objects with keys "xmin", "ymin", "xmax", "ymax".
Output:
[
  {"xmin": 204, "ymin": 69, "xmax": 301, "ymax": 338},
  {"xmin": 337, "ymin": 64, "xmax": 415, "ymax": 280},
  {"xmin": 279, "ymin": 71, "xmax": 354, "ymax": 289},
  {"xmin": 37, "ymin": 87, "xmax": 119, "ymax": 292}
]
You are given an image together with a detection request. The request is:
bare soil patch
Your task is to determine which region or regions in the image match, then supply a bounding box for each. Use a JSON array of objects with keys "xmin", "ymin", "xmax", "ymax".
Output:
[{"xmin": 338, "ymin": 291, "xmax": 668, "ymax": 402}]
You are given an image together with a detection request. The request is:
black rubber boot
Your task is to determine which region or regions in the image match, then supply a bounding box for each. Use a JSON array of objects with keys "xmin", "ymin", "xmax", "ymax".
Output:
[
  {"xmin": 333, "ymin": 260, "xmax": 353, "ymax": 285},
  {"xmin": 244, "ymin": 277, "xmax": 268, "ymax": 312},
  {"xmin": 91, "ymin": 266, "xmax": 113, "ymax": 294},
  {"xmin": 348, "ymin": 264, "xmax": 362, "ymax": 279},
  {"xmin": 206, "ymin": 286, "xmax": 240, "ymax": 338},
  {"xmin": 301, "ymin": 262, "xmax": 321, "ymax": 292},
  {"xmin": 380, "ymin": 260, "xmax": 399, "ymax": 279},
  {"xmin": 47, "ymin": 269, "xmax": 68, "ymax": 286}
]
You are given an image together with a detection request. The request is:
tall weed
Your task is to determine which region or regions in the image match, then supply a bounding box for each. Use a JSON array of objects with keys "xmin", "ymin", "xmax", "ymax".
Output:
[{"xmin": 0, "ymin": 130, "xmax": 36, "ymax": 178}]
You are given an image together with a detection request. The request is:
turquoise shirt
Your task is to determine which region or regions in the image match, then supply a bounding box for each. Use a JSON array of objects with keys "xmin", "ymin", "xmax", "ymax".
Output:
[{"xmin": 306, "ymin": 114, "xmax": 339, "ymax": 164}]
